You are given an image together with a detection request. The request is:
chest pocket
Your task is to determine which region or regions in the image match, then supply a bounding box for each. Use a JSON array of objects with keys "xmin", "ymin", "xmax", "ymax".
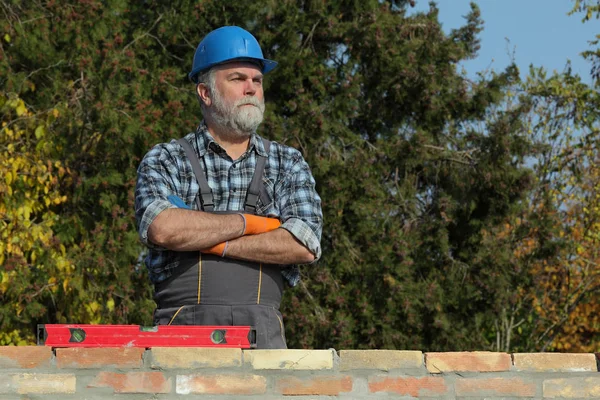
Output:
[{"xmin": 256, "ymin": 177, "xmax": 276, "ymax": 216}]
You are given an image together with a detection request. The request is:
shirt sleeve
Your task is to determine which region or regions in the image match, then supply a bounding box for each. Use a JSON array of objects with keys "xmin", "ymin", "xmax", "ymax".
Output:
[
  {"xmin": 134, "ymin": 144, "xmax": 180, "ymax": 247},
  {"xmin": 277, "ymin": 151, "xmax": 323, "ymax": 262}
]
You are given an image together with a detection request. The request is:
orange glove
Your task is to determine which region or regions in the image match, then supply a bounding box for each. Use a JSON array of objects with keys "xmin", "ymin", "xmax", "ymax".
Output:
[
  {"xmin": 241, "ymin": 214, "xmax": 281, "ymax": 235},
  {"xmin": 201, "ymin": 215, "xmax": 280, "ymax": 257},
  {"xmin": 201, "ymin": 242, "xmax": 228, "ymax": 257}
]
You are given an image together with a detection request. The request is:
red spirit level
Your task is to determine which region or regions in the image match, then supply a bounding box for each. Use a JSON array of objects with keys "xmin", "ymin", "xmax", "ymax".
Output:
[{"xmin": 37, "ymin": 324, "xmax": 257, "ymax": 348}]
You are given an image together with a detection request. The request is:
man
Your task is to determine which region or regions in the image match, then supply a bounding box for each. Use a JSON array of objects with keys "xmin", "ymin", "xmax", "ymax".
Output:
[{"xmin": 134, "ymin": 26, "xmax": 323, "ymax": 349}]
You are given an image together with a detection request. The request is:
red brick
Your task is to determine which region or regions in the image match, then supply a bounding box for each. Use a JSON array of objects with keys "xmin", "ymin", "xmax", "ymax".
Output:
[
  {"xmin": 88, "ymin": 371, "xmax": 171, "ymax": 394},
  {"xmin": 276, "ymin": 376, "xmax": 353, "ymax": 395},
  {"xmin": 426, "ymin": 351, "xmax": 511, "ymax": 373},
  {"xmin": 368, "ymin": 376, "xmax": 449, "ymax": 397},
  {"xmin": 56, "ymin": 347, "xmax": 144, "ymax": 369},
  {"xmin": 456, "ymin": 377, "xmax": 537, "ymax": 397},
  {"xmin": 0, "ymin": 347, "xmax": 52, "ymax": 369},
  {"xmin": 176, "ymin": 374, "xmax": 266, "ymax": 395}
]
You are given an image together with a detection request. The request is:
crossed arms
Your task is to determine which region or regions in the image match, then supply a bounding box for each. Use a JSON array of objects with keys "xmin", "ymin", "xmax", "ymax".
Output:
[
  {"xmin": 135, "ymin": 138, "xmax": 323, "ymax": 269},
  {"xmin": 148, "ymin": 208, "xmax": 315, "ymax": 265}
]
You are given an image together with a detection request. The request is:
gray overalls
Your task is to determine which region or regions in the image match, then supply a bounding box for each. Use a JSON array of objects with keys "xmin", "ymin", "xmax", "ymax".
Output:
[{"xmin": 152, "ymin": 137, "xmax": 287, "ymax": 349}]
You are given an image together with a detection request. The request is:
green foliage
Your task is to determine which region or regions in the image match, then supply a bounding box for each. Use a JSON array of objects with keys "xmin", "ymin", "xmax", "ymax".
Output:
[
  {"xmin": 0, "ymin": 94, "xmax": 71, "ymax": 344},
  {"xmin": 570, "ymin": 0, "xmax": 600, "ymax": 21},
  {"xmin": 1, "ymin": 0, "xmax": 594, "ymax": 351},
  {"xmin": 0, "ymin": 92, "xmax": 153, "ymax": 345},
  {"xmin": 507, "ymin": 66, "xmax": 600, "ymax": 352},
  {"xmin": 265, "ymin": 2, "xmax": 538, "ymax": 350},
  {"xmin": 570, "ymin": 0, "xmax": 600, "ymax": 82}
]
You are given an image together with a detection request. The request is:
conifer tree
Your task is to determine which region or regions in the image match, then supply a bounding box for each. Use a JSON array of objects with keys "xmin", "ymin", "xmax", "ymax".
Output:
[{"xmin": 1, "ymin": 0, "xmax": 547, "ymax": 350}]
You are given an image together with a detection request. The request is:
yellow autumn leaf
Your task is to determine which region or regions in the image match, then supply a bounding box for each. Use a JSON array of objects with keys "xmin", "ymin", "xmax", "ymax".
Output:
[
  {"xmin": 107, "ymin": 298, "xmax": 115, "ymax": 312},
  {"xmin": 56, "ymin": 258, "xmax": 69, "ymax": 271},
  {"xmin": 89, "ymin": 301, "xmax": 100, "ymax": 314},
  {"xmin": 34, "ymin": 125, "xmax": 46, "ymax": 139},
  {"xmin": 15, "ymin": 100, "xmax": 27, "ymax": 116},
  {"xmin": 22, "ymin": 205, "xmax": 31, "ymax": 220}
]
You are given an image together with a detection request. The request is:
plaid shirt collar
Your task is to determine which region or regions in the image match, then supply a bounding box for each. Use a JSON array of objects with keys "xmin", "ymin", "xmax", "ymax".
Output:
[{"xmin": 194, "ymin": 122, "xmax": 269, "ymax": 159}]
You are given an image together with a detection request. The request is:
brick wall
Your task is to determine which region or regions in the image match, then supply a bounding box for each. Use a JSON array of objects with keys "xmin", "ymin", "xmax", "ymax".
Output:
[{"xmin": 0, "ymin": 347, "xmax": 599, "ymax": 398}]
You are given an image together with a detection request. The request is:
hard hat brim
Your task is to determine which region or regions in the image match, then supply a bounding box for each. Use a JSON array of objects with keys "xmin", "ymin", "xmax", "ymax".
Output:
[{"xmin": 189, "ymin": 57, "xmax": 278, "ymax": 83}]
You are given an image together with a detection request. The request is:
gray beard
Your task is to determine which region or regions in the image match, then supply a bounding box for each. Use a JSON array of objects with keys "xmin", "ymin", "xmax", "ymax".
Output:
[{"xmin": 210, "ymin": 91, "xmax": 265, "ymax": 138}]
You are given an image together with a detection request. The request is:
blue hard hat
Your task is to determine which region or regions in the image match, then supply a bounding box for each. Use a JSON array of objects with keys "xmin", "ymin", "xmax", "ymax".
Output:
[{"xmin": 189, "ymin": 26, "xmax": 278, "ymax": 83}]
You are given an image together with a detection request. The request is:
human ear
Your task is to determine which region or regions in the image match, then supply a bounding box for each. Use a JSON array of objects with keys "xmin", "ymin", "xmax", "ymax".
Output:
[{"xmin": 196, "ymin": 83, "xmax": 212, "ymax": 107}]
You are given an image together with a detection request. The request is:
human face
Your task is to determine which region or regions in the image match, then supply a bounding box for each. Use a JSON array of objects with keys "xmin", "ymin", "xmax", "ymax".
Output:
[{"xmin": 206, "ymin": 62, "xmax": 265, "ymax": 136}]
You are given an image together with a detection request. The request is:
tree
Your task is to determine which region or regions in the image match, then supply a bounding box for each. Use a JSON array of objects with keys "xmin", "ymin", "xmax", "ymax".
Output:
[
  {"xmin": 258, "ymin": 2, "xmax": 539, "ymax": 350},
  {"xmin": 485, "ymin": 0, "xmax": 600, "ymax": 353},
  {"xmin": 1, "ymin": 0, "xmax": 544, "ymax": 350},
  {"xmin": 570, "ymin": 0, "xmax": 600, "ymax": 82},
  {"xmin": 0, "ymin": 93, "xmax": 73, "ymax": 344},
  {"xmin": 511, "ymin": 65, "xmax": 600, "ymax": 352}
]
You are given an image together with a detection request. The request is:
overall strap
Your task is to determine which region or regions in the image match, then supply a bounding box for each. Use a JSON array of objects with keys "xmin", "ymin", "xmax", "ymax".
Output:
[
  {"xmin": 177, "ymin": 138, "xmax": 214, "ymax": 211},
  {"xmin": 244, "ymin": 138, "xmax": 271, "ymax": 213}
]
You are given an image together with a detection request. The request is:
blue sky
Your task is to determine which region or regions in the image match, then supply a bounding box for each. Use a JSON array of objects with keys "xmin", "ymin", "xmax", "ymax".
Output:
[{"xmin": 409, "ymin": 0, "xmax": 598, "ymax": 83}]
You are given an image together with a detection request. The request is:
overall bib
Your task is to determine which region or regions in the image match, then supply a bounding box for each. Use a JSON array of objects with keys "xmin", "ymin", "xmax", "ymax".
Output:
[{"xmin": 152, "ymin": 137, "xmax": 287, "ymax": 349}]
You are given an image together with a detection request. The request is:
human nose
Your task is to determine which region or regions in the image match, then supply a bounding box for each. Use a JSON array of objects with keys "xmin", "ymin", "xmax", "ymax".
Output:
[{"xmin": 244, "ymin": 79, "xmax": 257, "ymax": 96}]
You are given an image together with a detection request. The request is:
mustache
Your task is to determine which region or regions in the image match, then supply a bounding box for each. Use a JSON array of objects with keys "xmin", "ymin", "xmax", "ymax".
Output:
[{"xmin": 234, "ymin": 97, "xmax": 263, "ymax": 108}]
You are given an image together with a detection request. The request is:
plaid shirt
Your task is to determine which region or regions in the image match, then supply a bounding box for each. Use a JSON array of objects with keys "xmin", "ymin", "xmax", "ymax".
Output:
[{"xmin": 135, "ymin": 122, "xmax": 323, "ymax": 286}]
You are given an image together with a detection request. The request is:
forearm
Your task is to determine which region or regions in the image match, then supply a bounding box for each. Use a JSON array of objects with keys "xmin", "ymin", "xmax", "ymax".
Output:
[
  {"xmin": 148, "ymin": 208, "xmax": 244, "ymax": 251},
  {"xmin": 224, "ymin": 228, "xmax": 315, "ymax": 265}
]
